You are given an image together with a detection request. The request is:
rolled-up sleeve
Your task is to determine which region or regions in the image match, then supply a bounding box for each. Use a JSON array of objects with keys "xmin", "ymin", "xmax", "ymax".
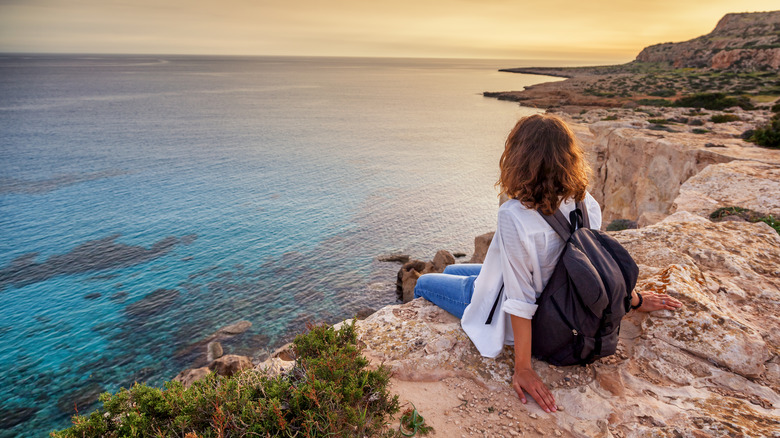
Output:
[{"xmin": 496, "ymin": 209, "xmax": 539, "ymax": 320}]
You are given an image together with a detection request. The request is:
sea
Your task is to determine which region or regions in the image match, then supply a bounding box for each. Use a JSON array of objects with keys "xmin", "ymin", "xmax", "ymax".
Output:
[{"xmin": 0, "ymin": 54, "xmax": 561, "ymax": 436}]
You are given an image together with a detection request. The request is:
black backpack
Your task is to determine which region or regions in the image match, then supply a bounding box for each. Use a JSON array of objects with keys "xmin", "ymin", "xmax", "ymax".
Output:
[{"xmin": 529, "ymin": 201, "xmax": 638, "ymax": 366}]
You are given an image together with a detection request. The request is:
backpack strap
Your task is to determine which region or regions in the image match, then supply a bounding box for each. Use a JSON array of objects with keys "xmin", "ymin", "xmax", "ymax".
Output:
[
  {"xmin": 576, "ymin": 200, "xmax": 590, "ymax": 229},
  {"xmin": 540, "ymin": 199, "xmax": 591, "ymax": 240},
  {"xmin": 539, "ymin": 209, "xmax": 573, "ymax": 240}
]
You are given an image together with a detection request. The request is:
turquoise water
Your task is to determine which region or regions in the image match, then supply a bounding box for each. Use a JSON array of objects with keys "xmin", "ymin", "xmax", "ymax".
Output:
[{"xmin": 0, "ymin": 54, "xmax": 554, "ymax": 435}]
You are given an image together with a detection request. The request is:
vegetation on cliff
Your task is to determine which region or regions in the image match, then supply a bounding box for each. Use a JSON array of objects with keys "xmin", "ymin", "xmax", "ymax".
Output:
[
  {"xmin": 747, "ymin": 103, "xmax": 780, "ymax": 148},
  {"xmin": 710, "ymin": 206, "xmax": 780, "ymax": 234},
  {"xmin": 52, "ymin": 322, "xmax": 402, "ymax": 438}
]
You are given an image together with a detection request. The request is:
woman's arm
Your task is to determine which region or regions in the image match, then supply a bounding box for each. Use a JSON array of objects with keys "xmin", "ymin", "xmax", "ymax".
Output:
[{"xmin": 510, "ymin": 315, "xmax": 557, "ymax": 413}]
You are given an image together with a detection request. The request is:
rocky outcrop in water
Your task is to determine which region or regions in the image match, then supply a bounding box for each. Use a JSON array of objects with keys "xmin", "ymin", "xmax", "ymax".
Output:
[
  {"xmin": 396, "ymin": 250, "xmax": 456, "ymax": 303},
  {"xmin": 636, "ymin": 11, "xmax": 780, "ymax": 70}
]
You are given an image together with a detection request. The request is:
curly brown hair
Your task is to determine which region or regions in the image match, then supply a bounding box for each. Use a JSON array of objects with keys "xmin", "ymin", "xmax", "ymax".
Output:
[{"xmin": 498, "ymin": 114, "xmax": 590, "ymax": 215}]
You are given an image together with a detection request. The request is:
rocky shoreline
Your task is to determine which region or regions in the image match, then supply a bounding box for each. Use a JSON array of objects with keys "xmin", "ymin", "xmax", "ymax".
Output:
[{"xmin": 171, "ymin": 100, "xmax": 780, "ymax": 437}]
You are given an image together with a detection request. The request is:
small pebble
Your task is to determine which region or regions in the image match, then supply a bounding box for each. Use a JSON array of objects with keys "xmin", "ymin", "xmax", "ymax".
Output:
[
  {"xmin": 557, "ymin": 405, "xmax": 565, "ymax": 411},
  {"xmin": 529, "ymin": 413, "xmax": 538, "ymax": 419}
]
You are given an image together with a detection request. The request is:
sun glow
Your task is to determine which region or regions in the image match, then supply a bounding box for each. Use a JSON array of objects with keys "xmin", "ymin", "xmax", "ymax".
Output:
[{"xmin": 1, "ymin": 0, "xmax": 778, "ymax": 62}]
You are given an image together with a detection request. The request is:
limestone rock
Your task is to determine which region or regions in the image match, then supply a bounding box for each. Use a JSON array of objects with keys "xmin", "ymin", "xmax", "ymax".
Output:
[
  {"xmin": 208, "ymin": 354, "xmax": 252, "ymax": 377},
  {"xmin": 356, "ymin": 217, "xmax": 780, "ymax": 437},
  {"xmin": 397, "ymin": 260, "xmax": 425, "ymax": 302},
  {"xmin": 217, "ymin": 320, "xmax": 252, "ymax": 335},
  {"xmin": 256, "ymin": 357, "xmax": 295, "ymax": 377},
  {"xmin": 673, "ymin": 160, "xmax": 780, "ymax": 218},
  {"xmin": 397, "ymin": 252, "xmax": 456, "ymax": 303},
  {"xmin": 431, "ymin": 250, "xmax": 455, "ymax": 272},
  {"xmin": 377, "ymin": 253, "xmax": 411, "ymax": 263},
  {"xmin": 468, "ymin": 232, "xmax": 494, "ymax": 263},
  {"xmin": 585, "ymin": 117, "xmax": 780, "ymax": 225},
  {"xmin": 173, "ymin": 367, "xmax": 211, "ymax": 388},
  {"xmin": 271, "ymin": 343, "xmax": 295, "ymax": 361},
  {"xmin": 207, "ymin": 341, "xmax": 223, "ymax": 361}
]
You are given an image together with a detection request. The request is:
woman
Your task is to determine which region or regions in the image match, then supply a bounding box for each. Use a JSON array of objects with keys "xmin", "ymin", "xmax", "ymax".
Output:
[{"xmin": 414, "ymin": 114, "xmax": 681, "ymax": 413}]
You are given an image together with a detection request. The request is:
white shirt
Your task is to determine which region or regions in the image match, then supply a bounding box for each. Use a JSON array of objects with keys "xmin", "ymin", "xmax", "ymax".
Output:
[{"xmin": 461, "ymin": 193, "xmax": 602, "ymax": 358}]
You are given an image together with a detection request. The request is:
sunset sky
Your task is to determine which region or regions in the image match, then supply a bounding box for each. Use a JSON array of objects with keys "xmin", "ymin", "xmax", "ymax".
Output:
[{"xmin": 0, "ymin": 1, "xmax": 777, "ymax": 63}]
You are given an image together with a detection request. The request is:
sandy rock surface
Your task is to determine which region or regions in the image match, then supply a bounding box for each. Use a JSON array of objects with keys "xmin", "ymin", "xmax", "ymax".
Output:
[
  {"xmin": 673, "ymin": 160, "xmax": 780, "ymax": 218},
  {"xmin": 355, "ymin": 217, "xmax": 780, "ymax": 437}
]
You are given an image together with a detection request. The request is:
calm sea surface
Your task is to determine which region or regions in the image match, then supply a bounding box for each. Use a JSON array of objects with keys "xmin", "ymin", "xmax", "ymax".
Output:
[{"xmin": 0, "ymin": 55, "xmax": 558, "ymax": 435}]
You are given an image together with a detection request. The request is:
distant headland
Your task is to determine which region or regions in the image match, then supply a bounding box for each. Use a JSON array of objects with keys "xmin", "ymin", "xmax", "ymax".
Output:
[{"xmin": 485, "ymin": 10, "xmax": 780, "ymax": 111}]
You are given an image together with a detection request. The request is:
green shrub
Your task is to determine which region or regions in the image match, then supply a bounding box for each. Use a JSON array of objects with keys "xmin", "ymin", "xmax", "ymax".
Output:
[
  {"xmin": 692, "ymin": 128, "xmax": 710, "ymax": 134},
  {"xmin": 606, "ymin": 219, "xmax": 637, "ymax": 231},
  {"xmin": 53, "ymin": 322, "xmax": 404, "ymax": 438},
  {"xmin": 636, "ymin": 98, "xmax": 673, "ymax": 107},
  {"xmin": 649, "ymin": 88, "xmax": 675, "ymax": 97},
  {"xmin": 710, "ymin": 206, "xmax": 780, "ymax": 234},
  {"xmin": 710, "ymin": 114, "xmax": 742, "ymax": 123},
  {"xmin": 749, "ymin": 115, "xmax": 780, "ymax": 148},
  {"xmin": 647, "ymin": 118, "xmax": 672, "ymax": 124},
  {"xmin": 674, "ymin": 93, "xmax": 754, "ymax": 110}
]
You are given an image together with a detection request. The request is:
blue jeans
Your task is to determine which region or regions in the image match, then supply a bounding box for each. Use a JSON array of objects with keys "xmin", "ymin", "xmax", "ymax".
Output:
[{"xmin": 413, "ymin": 264, "xmax": 482, "ymax": 319}]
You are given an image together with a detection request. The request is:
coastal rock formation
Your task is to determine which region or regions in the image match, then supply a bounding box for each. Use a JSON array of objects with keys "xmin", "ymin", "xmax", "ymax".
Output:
[
  {"xmin": 576, "ymin": 107, "xmax": 780, "ymax": 225},
  {"xmin": 172, "ymin": 367, "xmax": 211, "ymax": 388},
  {"xmin": 354, "ymin": 216, "xmax": 780, "ymax": 437},
  {"xmin": 208, "ymin": 354, "xmax": 252, "ymax": 377},
  {"xmin": 173, "ymin": 354, "xmax": 254, "ymax": 387},
  {"xmin": 468, "ymin": 232, "xmax": 495, "ymax": 264},
  {"xmin": 636, "ymin": 11, "xmax": 780, "ymax": 70},
  {"xmin": 396, "ymin": 250, "xmax": 456, "ymax": 303},
  {"xmin": 673, "ymin": 160, "xmax": 780, "ymax": 218}
]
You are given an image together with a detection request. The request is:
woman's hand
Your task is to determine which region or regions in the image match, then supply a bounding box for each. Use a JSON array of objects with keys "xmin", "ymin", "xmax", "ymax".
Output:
[
  {"xmin": 637, "ymin": 291, "xmax": 682, "ymax": 312},
  {"xmin": 512, "ymin": 367, "xmax": 557, "ymax": 413}
]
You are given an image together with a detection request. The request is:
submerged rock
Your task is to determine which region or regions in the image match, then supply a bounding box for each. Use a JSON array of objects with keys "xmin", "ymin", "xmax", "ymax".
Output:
[
  {"xmin": 377, "ymin": 253, "xmax": 411, "ymax": 263},
  {"xmin": 0, "ymin": 234, "xmax": 189, "ymax": 289},
  {"xmin": 56, "ymin": 382, "xmax": 104, "ymax": 414},
  {"xmin": 0, "ymin": 406, "xmax": 38, "ymax": 430},
  {"xmin": 124, "ymin": 288, "xmax": 180, "ymax": 318},
  {"xmin": 216, "ymin": 320, "xmax": 252, "ymax": 335}
]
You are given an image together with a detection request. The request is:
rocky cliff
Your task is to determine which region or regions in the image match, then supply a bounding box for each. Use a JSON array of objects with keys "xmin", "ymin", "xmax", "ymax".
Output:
[
  {"xmin": 348, "ymin": 107, "xmax": 780, "ymax": 437},
  {"xmin": 571, "ymin": 106, "xmax": 780, "ymax": 225},
  {"xmin": 636, "ymin": 11, "xmax": 780, "ymax": 70}
]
